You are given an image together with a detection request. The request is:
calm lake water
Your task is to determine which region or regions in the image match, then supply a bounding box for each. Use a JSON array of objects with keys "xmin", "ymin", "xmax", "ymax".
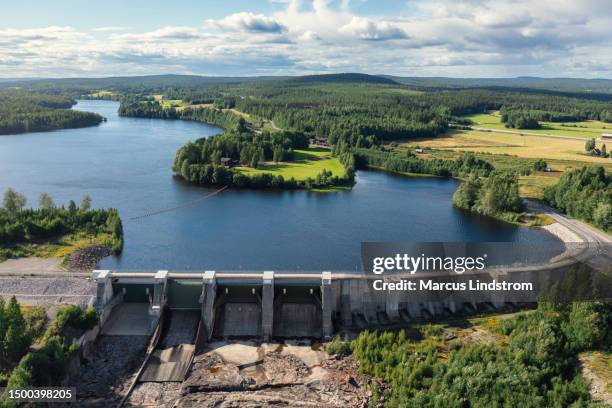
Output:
[{"xmin": 0, "ymin": 100, "xmax": 557, "ymax": 271}]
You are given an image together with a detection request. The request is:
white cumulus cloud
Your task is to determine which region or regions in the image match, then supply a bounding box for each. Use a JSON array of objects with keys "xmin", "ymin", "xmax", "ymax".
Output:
[
  {"xmin": 213, "ymin": 12, "xmax": 286, "ymax": 33},
  {"xmin": 2, "ymin": 1, "xmax": 612, "ymax": 78},
  {"xmin": 299, "ymin": 30, "xmax": 321, "ymax": 41},
  {"xmin": 339, "ymin": 17, "xmax": 408, "ymax": 41}
]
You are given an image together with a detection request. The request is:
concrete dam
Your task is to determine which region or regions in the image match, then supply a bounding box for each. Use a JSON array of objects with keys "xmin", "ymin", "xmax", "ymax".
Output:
[{"xmin": 93, "ymin": 243, "xmax": 610, "ymax": 342}]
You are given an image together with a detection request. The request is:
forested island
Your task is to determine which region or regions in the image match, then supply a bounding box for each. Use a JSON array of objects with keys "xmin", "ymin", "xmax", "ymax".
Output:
[
  {"xmin": 0, "ymin": 189, "xmax": 123, "ymax": 265},
  {"xmin": 0, "ymin": 90, "xmax": 103, "ymax": 135},
  {"xmin": 172, "ymin": 119, "xmax": 355, "ymax": 189}
]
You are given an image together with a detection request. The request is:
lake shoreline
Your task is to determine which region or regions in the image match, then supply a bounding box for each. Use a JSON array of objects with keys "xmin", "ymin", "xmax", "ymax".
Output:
[{"xmin": 0, "ymin": 100, "xmax": 559, "ymax": 272}]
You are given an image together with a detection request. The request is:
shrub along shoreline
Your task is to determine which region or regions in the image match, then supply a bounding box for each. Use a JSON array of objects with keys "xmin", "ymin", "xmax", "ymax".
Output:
[
  {"xmin": 0, "ymin": 189, "xmax": 123, "ymax": 262},
  {"xmin": 544, "ymin": 166, "xmax": 611, "ymax": 232},
  {"xmin": 452, "ymin": 171, "xmax": 525, "ymax": 224}
]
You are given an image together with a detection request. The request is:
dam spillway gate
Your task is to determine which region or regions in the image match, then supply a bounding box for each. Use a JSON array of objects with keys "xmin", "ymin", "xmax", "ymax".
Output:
[{"xmin": 95, "ymin": 270, "xmax": 334, "ymax": 342}]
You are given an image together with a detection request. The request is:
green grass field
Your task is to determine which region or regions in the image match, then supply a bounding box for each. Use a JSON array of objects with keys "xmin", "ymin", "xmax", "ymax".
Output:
[
  {"xmin": 462, "ymin": 112, "xmax": 611, "ymax": 139},
  {"xmin": 237, "ymin": 147, "xmax": 345, "ymax": 181},
  {"xmin": 152, "ymin": 94, "xmax": 187, "ymax": 108},
  {"xmin": 518, "ymin": 175, "xmax": 560, "ymax": 199}
]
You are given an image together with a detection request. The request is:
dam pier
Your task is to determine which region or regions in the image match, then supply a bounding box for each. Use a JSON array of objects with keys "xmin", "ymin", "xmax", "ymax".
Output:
[{"xmin": 95, "ymin": 270, "xmax": 336, "ymax": 341}]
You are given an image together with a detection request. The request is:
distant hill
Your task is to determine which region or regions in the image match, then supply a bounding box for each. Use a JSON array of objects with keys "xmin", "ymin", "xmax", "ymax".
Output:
[
  {"xmin": 0, "ymin": 77, "xmax": 40, "ymax": 83},
  {"xmin": 384, "ymin": 76, "xmax": 612, "ymax": 94},
  {"xmin": 287, "ymin": 73, "xmax": 398, "ymax": 85},
  {"xmin": 0, "ymin": 74, "xmax": 275, "ymax": 92},
  {"xmin": 4, "ymin": 73, "xmax": 612, "ymax": 97},
  {"xmin": 0, "ymin": 73, "xmax": 400, "ymax": 95}
]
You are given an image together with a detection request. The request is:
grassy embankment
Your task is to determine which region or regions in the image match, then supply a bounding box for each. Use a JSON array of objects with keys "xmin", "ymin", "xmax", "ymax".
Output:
[
  {"xmin": 580, "ymin": 351, "xmax": 612, "ymax": 396},
  {"xmin": 1, "ymin": 232, "xmax": 115, "ymax": 263},
  {"xmin": 1, "ymin": 198, "xmax": 123, "ymax": 264}
]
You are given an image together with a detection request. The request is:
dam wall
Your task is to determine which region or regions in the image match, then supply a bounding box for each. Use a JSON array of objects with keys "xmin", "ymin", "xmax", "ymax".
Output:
[{"xmin": 92, "ymin": 254, "xmax": 609, "ymax": 340}]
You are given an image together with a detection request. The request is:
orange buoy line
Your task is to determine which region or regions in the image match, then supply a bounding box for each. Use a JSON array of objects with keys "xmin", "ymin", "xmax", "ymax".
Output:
[{"xmin": 128, "ymin": 186, "xmax": 228, "ymax": 221}]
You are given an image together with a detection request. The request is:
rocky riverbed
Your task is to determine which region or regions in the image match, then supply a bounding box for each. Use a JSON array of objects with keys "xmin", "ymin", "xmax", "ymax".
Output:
[
  {"xmin": 73, "ymin": 335, "xmax": 150, "ymax": 407},
  {"xmin": 126, "ymin": 340, "xmax": 376, "ymax": 407}
]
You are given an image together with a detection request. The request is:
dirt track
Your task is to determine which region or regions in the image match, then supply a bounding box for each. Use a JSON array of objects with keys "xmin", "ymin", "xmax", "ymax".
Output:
[{"xmin": 0, "ymin": 257, "xmax": 65, "ymax": 275}]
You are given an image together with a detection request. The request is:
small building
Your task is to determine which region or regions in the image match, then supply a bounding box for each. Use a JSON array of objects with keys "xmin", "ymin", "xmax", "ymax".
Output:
[
  {"xmin": 310, "ymin": 138, "xmax": 329, "ymax": 147},
  {"xmin": 220, "ymin": 157, "xmax": 234, "ymax": 167},
  {"xmin": 415, "ymin": 148, "xmax": 424, "ymax": 154},
  {"xmin": 602, "ymin": 134, "xmax": 612, "ymax": 140}
]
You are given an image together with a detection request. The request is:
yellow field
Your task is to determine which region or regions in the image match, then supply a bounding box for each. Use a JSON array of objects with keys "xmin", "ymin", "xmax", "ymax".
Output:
[
  {"xmin": 151, "ymin": 94, "xmax": 187, "ymax": 108},
  {"xmin": 176, "ymin": 102, "xmax": 252, "ymax": 119},
  {"xmin": 87, "ymin": 90, "xmax": 115, "ymax": 98},
  {"xmin": 401, "ymin": 130, "xmax": 611, "ymax": 165},
  {"xmin": 237, "ymin": 147, "xmax": 345, "ymax": 181}
]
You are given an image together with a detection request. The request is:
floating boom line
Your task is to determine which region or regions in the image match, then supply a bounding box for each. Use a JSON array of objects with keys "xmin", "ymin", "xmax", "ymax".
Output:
[{"xmin": 128, "ymin": 186, "xmax": 228, "ymax": 221}]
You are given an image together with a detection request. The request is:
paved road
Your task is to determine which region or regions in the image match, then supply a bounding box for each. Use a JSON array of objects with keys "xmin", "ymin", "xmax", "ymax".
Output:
[
  {"xmin": 525, "ymin": 199, "xmax": 612, "ymax": 271},
  {"xmin": 525, "ymin": 199, "xmax": 612, "ymax": 244}
]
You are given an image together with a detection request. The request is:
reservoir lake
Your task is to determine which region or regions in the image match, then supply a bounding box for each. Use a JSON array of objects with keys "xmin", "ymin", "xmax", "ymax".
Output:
[{"xmin": 0, "ymin": 100, "xmax": 557, "ymax": 272}]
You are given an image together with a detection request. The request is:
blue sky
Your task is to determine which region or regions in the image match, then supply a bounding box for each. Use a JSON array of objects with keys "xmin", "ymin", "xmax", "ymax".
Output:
[
  {"xmin": 0, "ymin": 1, "xmax": 409, "ymax": 30},
  {"xmin": 1, "ymin": 0, "xmax": 611, "ymax": 78}
]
